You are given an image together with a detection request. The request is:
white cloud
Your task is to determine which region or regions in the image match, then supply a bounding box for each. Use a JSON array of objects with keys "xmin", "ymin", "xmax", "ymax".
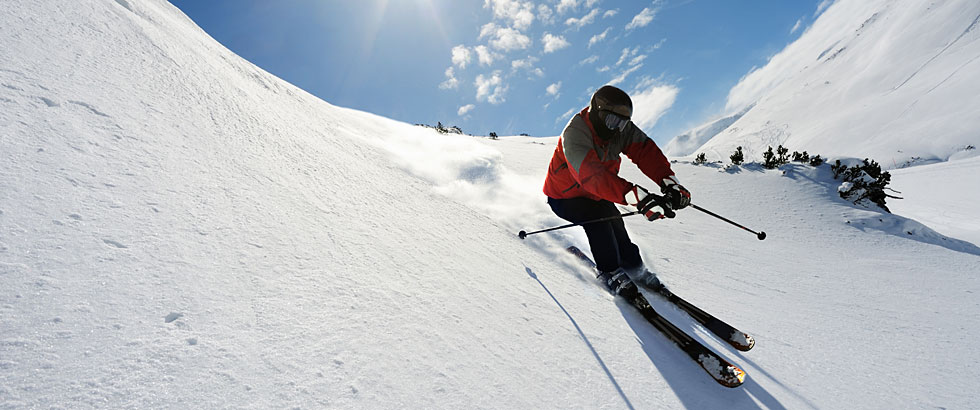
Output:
[
  {"xmin": 603, "ymin": 9, "xmax": 618, "ymax": 18},
  {"xmin": 537, "ymin": 4, "xmax": 555, "ymax": 24},
  {"xmin": 439, "ymin": 67, "xmax": 459, "ymax": 90},
  {"xmin": 542, "ymin": 33, "xmax": 570, "ymax": 53},
  {"xmin": 616, "ymin": 46, "xmax": 640, "ymax": 66},
  {"xmin": 588, "ymin": 27, "xmax": 611, "ymax": 48},
  {"xmin": 633, "ymin": 76, "xmax": 660, "ymax": 90},
  {"xmin": 597, "ymin": 65, "xmax": 611, "ymax": 73},
  {"xmin": 815, "ymin": 0, "xmax": 833, "ymax": 16},
  {"xmin": 585, "ymin": 0, "xmax": 600, "ymax": 7},
  {"xmin": 556, "ymin": 0, "xmax": 578, "ymax": 15},
  {"xmin": 451, "ymin": 45, "xmax": 472, "ymax": 69},
  {"xmin": 475, "ymin": 72, "xmax": 501, "ymax": 99},
  {"xmin": 479, "ymin": 22, "xmax": 495, "ymax": 38},
  {"xmin": 474, "ymin": 45, "xmax": 498, "ymax": 66},
  {"xmin": 546, "ymin": 81, "xmax": 562, "ymax": 97},
  {"xmin": 579, "ymin": 55, "xmax": 599, "ymax": 66},
  {"xmin": 626, "ymin": 6, "xmax": 658, "ymax": 30},
  {"xmin": 511, "ymin": 56, "xmax": 535, "ymax": 70},
  {"xmin": 512, "ymin": 8, "xmax": 535, "ymax": 30},
  {"xmin": 475, "ymin": 71, "xmax": 508, "ymax": 104},
  {"xmin": 651, "ymin": 38, "xmax": 666, "ymax": 50},
  {"xmin": 480, "ymin": 22, "xmax": 532, "ymax": 51},
  {"xmin": 483, "ymin": 0, "xmax": 536, "ymax": 30},
  {"xmin": 629, "ymin": 80, "xmax": 679, "ymax": 129},
  {"xmin": 512, "ymin": 56, "xmax": 544, "ymax": 74},
  {"xmin": 556, "ymin": 106, "xmax": 579, "ymax": 125},
  {"xmin": 616, "ymin": 49, "xmax": 629, "ymax": 65},
  {"xmin": 458, "ymin": 104, "xmax": 476, "ymax": 116},
  {"xmin": 790, "ymin": 18, "xmax": 803, "ymax": 34},
  {"xmin": 609, "ymin": 64, "xmax": 642, "ymax": 86},
  {"xmin": 628, "ymin": 54, "xmax": 647, "ymax": 66},
  {"xmin": 565, "ymin": 8, "xmax": 600, "ymax": 29},
  {"xmin": 511, "ymin": 56, "xmax": 544, "ymax": 77}
]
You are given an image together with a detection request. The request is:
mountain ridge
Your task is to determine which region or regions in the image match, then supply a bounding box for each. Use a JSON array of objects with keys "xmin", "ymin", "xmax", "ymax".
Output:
[{"xmin": 669, "ymin": 0, "xmax": 980, "ymax": 166}]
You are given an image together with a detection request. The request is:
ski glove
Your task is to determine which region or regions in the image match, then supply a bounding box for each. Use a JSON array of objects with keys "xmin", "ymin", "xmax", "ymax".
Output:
[
  {"xmin": 625, "ymin": 185, "xmax": 669, "ymax": 220},
  {"xmin": 660, "ymin": 176, "xmax": 691, "ymax": 210}
]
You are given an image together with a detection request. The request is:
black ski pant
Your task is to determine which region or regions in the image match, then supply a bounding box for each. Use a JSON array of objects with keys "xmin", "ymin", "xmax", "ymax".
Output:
[{"xmin": 548, "ymin": 196, "xmax": 643, "ymax": 273}]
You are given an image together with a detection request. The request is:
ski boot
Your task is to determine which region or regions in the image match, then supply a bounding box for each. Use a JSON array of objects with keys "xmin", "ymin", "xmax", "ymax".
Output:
[
  {"xmin": 632, "ymin": 269, "xmax": 663, "ymax": 290},
  {"xmin": 596, "ymin": 268, "xmax": 639, "ymax": 299}
]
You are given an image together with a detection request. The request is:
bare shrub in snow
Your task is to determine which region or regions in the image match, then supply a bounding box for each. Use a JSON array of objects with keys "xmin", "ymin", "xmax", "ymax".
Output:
[{"xmin": 831, "ymin": 158, "xmax": 901, "ymax": 212}]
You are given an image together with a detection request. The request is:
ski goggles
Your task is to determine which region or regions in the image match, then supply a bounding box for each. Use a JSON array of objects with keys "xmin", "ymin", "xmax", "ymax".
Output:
[{"xmin": 601, "ymin": 111, "xmax": 630, "ymax": 132}]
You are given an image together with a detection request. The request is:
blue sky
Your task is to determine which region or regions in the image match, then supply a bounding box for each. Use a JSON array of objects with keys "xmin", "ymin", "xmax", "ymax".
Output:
[{"xmin": 169, "ymin": 0, "xmax": 831, "ymax": 143}]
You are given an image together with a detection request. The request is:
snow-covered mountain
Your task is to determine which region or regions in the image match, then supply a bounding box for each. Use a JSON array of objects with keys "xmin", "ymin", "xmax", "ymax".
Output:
[
  {"xmin": 663, "ymin": 105, "xmax": 750, "ymax": 157},
  {"xmin": 672, "ymin": 0, "xmax": 980, "ymax": 165},
  {"xmin": 2, "ymin": 1, "xmax": 979, "ymax": 409}
]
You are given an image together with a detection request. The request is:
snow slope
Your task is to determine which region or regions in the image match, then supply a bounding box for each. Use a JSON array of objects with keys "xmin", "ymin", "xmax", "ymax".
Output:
[
  {"xmin": 2, "ymin": 1, "xmax": 980, "ymax": 409},
  {"xmin": 889, "ymin": 153, "xmax": 980, "ymax": 246},
  {"xmin": 676, "ymin": 0, "xmax": 980, "ymax": 165}
]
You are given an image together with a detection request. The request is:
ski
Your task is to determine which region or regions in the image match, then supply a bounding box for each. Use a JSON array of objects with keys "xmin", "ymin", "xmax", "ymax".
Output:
[
  {"xmin": 565, "ymin": 246, "xmax": 745, "ymax": 387},
  {"xmin": 566, "ymin": 246, "xmax": 755, "ymax": 351},
  {"xmin": 644, "ymin": 283, "xmax": 755, "ymax": 351},
  {"xmin": 626, "ymin": 292, "xmax": 746, "ymax": 388}
]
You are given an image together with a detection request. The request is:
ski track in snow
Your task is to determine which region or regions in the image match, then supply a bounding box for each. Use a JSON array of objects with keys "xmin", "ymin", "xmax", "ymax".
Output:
[
  {"xmin": 1, "ymin": 0, "xmax": 979, "ymax": 409},
  {"xmin": 890, "ymin": 12, "xmax": 980, "ymax": 93}
]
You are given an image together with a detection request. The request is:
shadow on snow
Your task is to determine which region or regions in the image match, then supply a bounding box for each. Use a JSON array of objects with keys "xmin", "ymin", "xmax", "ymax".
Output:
[
  {"xmin": 780, "ymin": 163, "xmax": 980, "ymax": 257},
  {"xmin": 525, "ymin": 266, "xmax": 637, "ymax": 410},
  {"xmin": 525, "ymin": 266, "xmax": 796, "ymax": 409},
  {"xmin": 619, "ymin": 294, "xmax": 791, "ymax": 410}
]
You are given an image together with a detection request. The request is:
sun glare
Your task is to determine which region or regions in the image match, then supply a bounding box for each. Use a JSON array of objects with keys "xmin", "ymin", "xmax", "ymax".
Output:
[{"xmin": 367, "ymin": 0, "xmax": 449, "ymax": 48}]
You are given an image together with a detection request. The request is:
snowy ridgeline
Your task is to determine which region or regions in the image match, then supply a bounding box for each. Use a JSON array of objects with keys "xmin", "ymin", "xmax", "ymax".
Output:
[
  {"xmin": 2, "ymin": 0, "xmax": 980, "ymax": 409},
  {"xmin": 668, "ymin": 0, "xmax": 980, "ymax": 168}
]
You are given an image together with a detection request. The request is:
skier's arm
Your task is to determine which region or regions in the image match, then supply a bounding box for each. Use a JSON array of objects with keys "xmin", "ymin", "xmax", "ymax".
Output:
[
  {"xmin": 621, "ymin": 123, "xmax": 676, "ymax": 190},
  {"xmin": 622, "ymin": 124, "xmax": 691, "ymax": 209}
]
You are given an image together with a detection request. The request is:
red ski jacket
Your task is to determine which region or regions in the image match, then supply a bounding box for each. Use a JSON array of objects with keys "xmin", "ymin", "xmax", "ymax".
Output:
[{"xmin": 543, "ymin": 107, "xmax": 675, "ymax": 204}]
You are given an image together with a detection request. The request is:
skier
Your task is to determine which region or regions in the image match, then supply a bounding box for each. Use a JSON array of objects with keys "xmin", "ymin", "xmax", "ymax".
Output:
[{"xmin": 543, "ymin": 85, "xmax": 691, "ymax": 298}]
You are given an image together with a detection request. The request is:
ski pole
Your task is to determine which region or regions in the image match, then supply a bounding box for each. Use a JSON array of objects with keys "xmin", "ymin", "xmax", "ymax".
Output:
[
  {"xmin": 690, "ymin": 203, "xmax": 767, "ymax": 240},
  {"xmin": 519, "ymin": 197, "xmax": 765, "ymax": 240},
  {"xmin": 518, "ymin": 211, "xmax": 640, "ymax": 239}
]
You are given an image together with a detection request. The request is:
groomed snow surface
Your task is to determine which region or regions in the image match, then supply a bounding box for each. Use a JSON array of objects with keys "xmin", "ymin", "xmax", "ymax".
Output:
[{"xmin": 2, "ymin": 0, "xmax": 979, "ymax": 409}]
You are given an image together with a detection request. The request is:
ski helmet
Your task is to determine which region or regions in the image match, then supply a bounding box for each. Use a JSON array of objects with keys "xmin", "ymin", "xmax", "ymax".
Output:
[
  {"xmin": 590, "ymin": 85, "xmax": 632, "ymax": 138},
  {"xmin": 590, "ymin": 85, "xmax": 632, "ymax": 119}
]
